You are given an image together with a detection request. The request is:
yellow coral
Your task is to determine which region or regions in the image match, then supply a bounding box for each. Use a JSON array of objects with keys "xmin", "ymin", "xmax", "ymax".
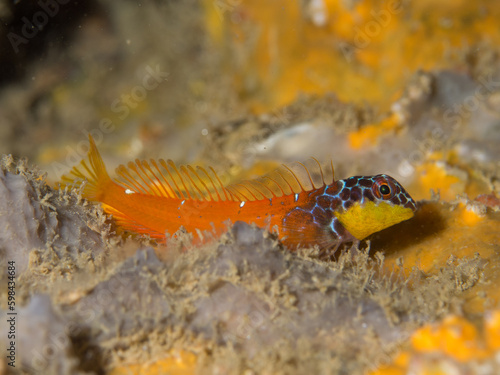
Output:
[
  {"xmin": 458, "ymin": 203, "xmax": 485, "ymax": 226},
  {"xmin": 371, "ymin": 313, "xmax": 500, "ymax": 374},
  {"xmin": 485, "ymin": 311, "xmax": 500, "ymax": 351},
  {"xmin": 413, "ymin": 162, "xmax": 465, "ymax": 201},
  {"xmin": 202, "ymin": 0, "xmax": 500, "ymax": 112},
  {"xmin": 412, "ymin": 315, "xmax": 490, "ymax": 362},
  {"xmin": 109, "ymin": 350, "xmax": 197, "ymax": 375},
  {"xmin": 348, "ymin": 113, "xmax": 402, "ymax": 150}
]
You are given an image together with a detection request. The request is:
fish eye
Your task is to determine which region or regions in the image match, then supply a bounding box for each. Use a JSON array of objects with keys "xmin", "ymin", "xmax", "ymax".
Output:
[
  {"xmin": 379, "ymin": 184, "xmax": 391, "ymax": 196},
  {"xmin": 372, "ymin": 177, "xmax": 395, "ymax": 199}
]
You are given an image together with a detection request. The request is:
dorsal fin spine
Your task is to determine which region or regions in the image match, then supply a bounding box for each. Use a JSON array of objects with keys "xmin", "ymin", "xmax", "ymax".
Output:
[
  {"xmin": 149, "ymin": 159, "xmax": 175, "ymax": 198},
  {"xmin": 132, "ymin": 161, "xmax": 151, "ymax": 194},
  {"xmin": 262, "ymin": 176, "xmax": 285, "ymax": 196},
  {"xmin": 144, "ymin": 160, "xmax": 169, "ymax": 197},
  {"xmin": 227, "ymin": 190, "xmax": 238, "ymax": 201},
  {"xmin": 210, "ymin": 166, "xmax": 231, "ymax": 201},
  {"xmin": 140, "ymin": 161, "xmax": 161, "ymax": 196},
  {"xmin": 228, "ymin": 186, "xmax": 247, "ymax": 201},
  {"xmin": 111, "ymin": 152, "xmax": 335, "ymax": 203},
  {"xmin": 224, "ymin": 159, "xmax": 335, "ymax": 200},
  {"xmin": 275, "ymin": 170, "xmax": 295, "ymax": 193},
  {"xmin": 312, "ymin": 157, "xmax": 325, "ymax": 185},
  {"xmin": 138, "ymin": 160, "xmax": 162, "ymax": 197},
  {"xmin": 159, "ymin": 159, "xmax": 182, "ymax": 199},
  {"xmin": 282, "ymin": 164, "xmax": 306, "ymax": 192},
  {"xmin": 118, "ymin": 165, "xmax": 148, "ymax": 194},
  {"xmin": 297, "ymin": 161, "xmax": 315, "ymax": 188},
  {"xmin": 182, "ymin": 165, "xmax": 205, "ymax": 201},
  {"xmin": 238, "ymin": 182, "xmax": 260, "ymax": 200},
  {"xmin": 168, "ymin": 160, "xmax": 193, "ymax": 200},
  {"xmin": 230, "ymin": 185, "xmax": 249, "ymax": 201},
  {"xmin": 198, "ymin": 166, "xmax": 222, "ymax": 201},
  {"xmin": 158, "ymin": 160, "xmax": 179, "ymax": 198},
  {"xmin": 128, "ymin": 161, "xmax": 153, "ymax": 195},
  {"xmin": 115, "ymin": 166, "xmax": 136, "ymax": 193},
  {"xmin": 251, "ymin": 179, "xmax": 276, "ymax": 198},
  {"xmin": 189, "ymin": 166, "xmax": 215, "ymax": 201}
]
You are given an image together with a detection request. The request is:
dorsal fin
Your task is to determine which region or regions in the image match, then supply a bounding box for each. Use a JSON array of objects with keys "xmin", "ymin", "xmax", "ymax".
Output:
[
  {"xmin": 113, "ymin": 157, "xmax": 334, "ymax": 202},
  {"xmin": 114, "ymin": 159, "xmax": 235, "ymax": 201},
  {"xmin": 225, "ymin": 158, "xmax": 335, "ymax": 201}
]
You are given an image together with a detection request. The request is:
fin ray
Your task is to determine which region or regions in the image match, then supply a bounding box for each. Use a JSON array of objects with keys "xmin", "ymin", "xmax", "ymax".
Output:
[
  {"xmin": 64, "ymin": 137, "xmax": 335, "ymax": 204},
  {"xmin": 102, "ymin": 204, "xmax": 165, "ymax": 239},
  {"xmin": 114, "ymin": 157, "xmax": 234, "ymax": 202},
  {"xmin": 225, "ymin": 159, "xmax": 334, "ymax": 201},
  {"xmin": 60, "ymin": 135, "xmax": 111, "ymax": 201}
]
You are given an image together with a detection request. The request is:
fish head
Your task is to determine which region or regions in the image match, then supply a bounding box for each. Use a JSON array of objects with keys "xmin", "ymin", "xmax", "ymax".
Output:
[{"xmin": 333, "ymin": 174, "xmax": 417, "ymax": 240}]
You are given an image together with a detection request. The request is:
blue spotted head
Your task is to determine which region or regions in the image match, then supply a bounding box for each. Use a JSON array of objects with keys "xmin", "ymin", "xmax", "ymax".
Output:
[{"xmin": 332, "ymin": 174, "xmax": 417, "ymax": 240}]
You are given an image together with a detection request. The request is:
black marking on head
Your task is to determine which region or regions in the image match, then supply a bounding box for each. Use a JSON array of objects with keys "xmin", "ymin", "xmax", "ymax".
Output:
[
  {"xmin": 317, "ymin": 195, "xmax": 331, "ymax": 209},
  {"xmin": 358, "ymin": 178, "xmax": 373, "ymax": 188},
  {"xmin": 343, "ymin": 200, "xmax": 353, "ymax": 210},
  {"xmin": 312, "ymin": 206, "xmax": 330, "ymax": 225},
  {"xmin": 344, "ymin": 178, "xmax": 358, "ymax": 188},
  {"xmin": 350, "ymin": 186, "xmax": 362, "ymax": 201},
  {"xmin": 326, "ymin": 185, "xmax": 339, "ymax": 196},
  {"xmin": 399, "ymin": 195, "xmax": 408, "ymax": 205},
  {"xmin": 363, "ymin": 188, "xmax": 375, "ymax": 202},
  {"xmin": 339, "ymin": 188, "xmax": 350, "ymax": 201},
  {"xmin": 390, "ymin": 195, "xmax": 401, "ymax": 205},
  {"xmin": 333, "ymin": 218, "xmax": 346, "ymax": 236},
  {"xmin": 331, "ymin": 197, "xmax": 342, "ymax": 209}
]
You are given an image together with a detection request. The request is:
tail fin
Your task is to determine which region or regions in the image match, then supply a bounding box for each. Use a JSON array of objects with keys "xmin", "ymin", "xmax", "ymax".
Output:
[{"xmin": 60, "ymin": 135, "xmax": 111, "ymax": 201}]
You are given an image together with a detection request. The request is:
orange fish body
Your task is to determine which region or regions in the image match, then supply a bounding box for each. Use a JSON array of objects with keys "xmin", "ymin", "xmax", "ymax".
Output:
[{"xmin": 61, "ymin": 136, "xmax": 417, "ymax": 253}]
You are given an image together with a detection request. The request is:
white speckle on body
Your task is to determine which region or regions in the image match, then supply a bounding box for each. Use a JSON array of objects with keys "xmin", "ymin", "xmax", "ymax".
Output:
[{"xmin": 178, "ymin": 200, "xmax": 186, "ymax": 210}]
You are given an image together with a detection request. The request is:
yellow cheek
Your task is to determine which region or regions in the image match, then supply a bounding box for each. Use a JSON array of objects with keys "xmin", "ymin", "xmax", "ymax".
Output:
[{"xmin": 334, "ymin": 201, "xmax": 415, "ymax": 240}]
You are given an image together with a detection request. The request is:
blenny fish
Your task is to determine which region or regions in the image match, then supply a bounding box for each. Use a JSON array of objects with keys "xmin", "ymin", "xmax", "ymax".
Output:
[{"xmin": 61, "ymin": 136, "xmax": 417, "ymax": 253}]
